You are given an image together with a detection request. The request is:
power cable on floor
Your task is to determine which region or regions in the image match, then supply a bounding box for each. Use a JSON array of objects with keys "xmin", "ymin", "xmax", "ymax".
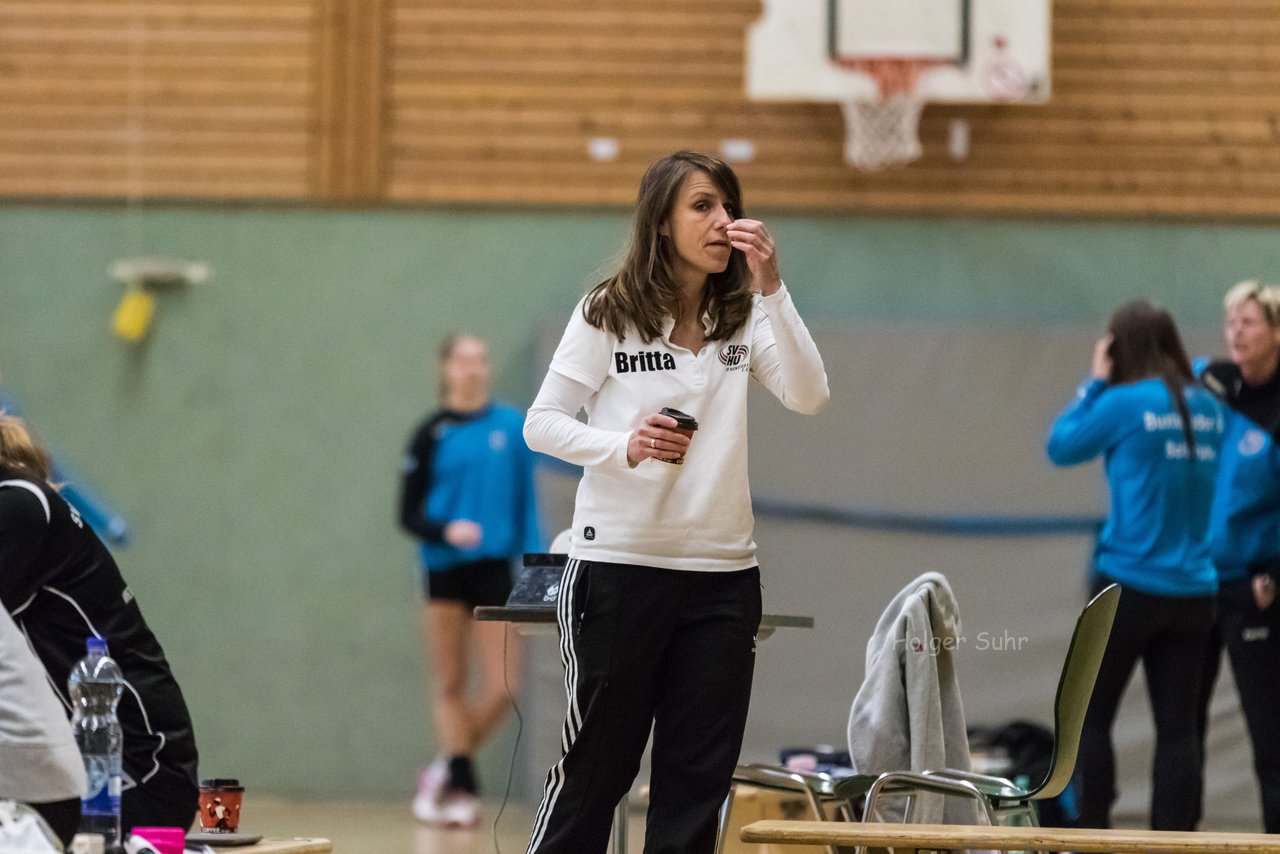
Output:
[{"xmin": 492, "ymin": 624, "xmax": 523, "ymax": 854}]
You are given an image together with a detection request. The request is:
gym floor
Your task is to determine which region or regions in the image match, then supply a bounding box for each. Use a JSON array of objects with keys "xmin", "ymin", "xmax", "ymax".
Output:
[{"xmin": 246, "ymin": 796, "xmax": 647, "ymax": 854}]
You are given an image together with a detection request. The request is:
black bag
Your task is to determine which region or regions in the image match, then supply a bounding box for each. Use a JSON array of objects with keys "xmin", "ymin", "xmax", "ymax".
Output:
[{"xmin": 969, "ymin": 720, "xmax": 1078, "ymax": 827}]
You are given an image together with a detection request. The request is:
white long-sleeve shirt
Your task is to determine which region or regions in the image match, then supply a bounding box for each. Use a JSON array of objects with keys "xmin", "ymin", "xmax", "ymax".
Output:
[{"xmin": 525, "ymin": 283, "xmax": 828, "ymax": 571}]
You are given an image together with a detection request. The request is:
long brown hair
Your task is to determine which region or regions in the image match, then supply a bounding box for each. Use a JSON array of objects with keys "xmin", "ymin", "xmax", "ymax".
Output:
[
  {"xmin": 0, "ymin": 412, "xmax": 53, "ymax": 482},
  {"xmin": 1107, "ymin": 300, "xmax": 1198, "ymax": 454},
  {"xmin": 583, "ymin": 151, "xmax": 754, "ymax": 343}
]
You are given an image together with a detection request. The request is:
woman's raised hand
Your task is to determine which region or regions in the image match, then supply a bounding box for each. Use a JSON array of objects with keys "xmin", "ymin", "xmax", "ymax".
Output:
[
  {"xmin": 727, "ymin": 219, "xmax": 780, "ymax": 296},
  {"xmin": 1091, "ymin": 334, "xmax": 1114, "ymax": 381}
]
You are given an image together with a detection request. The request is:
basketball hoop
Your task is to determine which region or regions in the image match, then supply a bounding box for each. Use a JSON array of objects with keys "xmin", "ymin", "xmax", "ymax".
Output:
[
  {"xmin": 838, "ymin": 58, "xmax": 937, "ymax": 172},
  {"xmin": 747, "ymin": 1, "xmax": 1051, "ymax": 172}
]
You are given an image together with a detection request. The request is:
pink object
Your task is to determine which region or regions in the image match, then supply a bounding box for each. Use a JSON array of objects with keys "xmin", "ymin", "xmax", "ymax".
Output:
[
  {"xmin": 131, "ymin": 827, "xmax": 185, "ymax": 854},
  {"xmin": 785, "ymin": 753, "xmax": 819, "ymax": 772}
]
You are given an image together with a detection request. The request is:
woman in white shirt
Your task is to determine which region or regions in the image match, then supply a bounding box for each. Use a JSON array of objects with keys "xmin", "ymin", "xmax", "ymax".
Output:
[{"xmin": 522, "ymin": 151, "xmax": 829, "ymax": 854}]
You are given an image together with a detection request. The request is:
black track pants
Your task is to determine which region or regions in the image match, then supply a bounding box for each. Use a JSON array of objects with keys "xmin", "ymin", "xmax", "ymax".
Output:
[
  {"xmin": 525, "ymin": 559, "xmax": 762, "ymax": 854},
  {"xmin": 1219, "ymin": 578, "xmax": 1280, "ymax": 832},
  {"xmin": 1197, "ymin": 577, "xmax": 1280, "ymax": 832},
  {"xmin": 1077, "ymin": 578, "xmax": 1215, "ymax": 831}
]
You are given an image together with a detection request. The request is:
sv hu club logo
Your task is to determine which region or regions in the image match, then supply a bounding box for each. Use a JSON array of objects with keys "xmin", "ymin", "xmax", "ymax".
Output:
[{"xmin": 719, "ymin": 344, "xmax": 749, "ymax": 367}]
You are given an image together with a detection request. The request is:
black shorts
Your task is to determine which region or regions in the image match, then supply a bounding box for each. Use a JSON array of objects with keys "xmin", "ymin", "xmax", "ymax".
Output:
[{"xmin": 422, "ymin": 558, "xmax": 514, "ymax": 609}]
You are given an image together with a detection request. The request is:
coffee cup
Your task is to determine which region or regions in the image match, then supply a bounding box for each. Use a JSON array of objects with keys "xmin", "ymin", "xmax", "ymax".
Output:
[
  {"xmin": 658, "ymin": 407, "xmax": 698, "ymax": 465},
  {"xmin": 198, "ymin": 778, "xmax": 244, "ymax": 834}
]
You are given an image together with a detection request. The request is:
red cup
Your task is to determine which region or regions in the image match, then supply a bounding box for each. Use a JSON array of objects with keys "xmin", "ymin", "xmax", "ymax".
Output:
[{"xmin": 198, "ymin": 778, "xmax": 244, "ymax": 834}]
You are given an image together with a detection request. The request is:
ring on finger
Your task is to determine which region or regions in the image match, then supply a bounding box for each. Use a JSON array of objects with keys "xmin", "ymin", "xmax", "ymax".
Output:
[{"xmin": 650, "ymin": 438, "xmax": 656, "ymax": 449}]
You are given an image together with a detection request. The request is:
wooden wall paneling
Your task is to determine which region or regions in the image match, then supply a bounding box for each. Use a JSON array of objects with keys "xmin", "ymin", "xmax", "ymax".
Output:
[
  {"xmin": 313, "ymin": 0, "xmax": 388, "ymax": 201},
  {"xmin": 2, "ymin": 0, "xmax": 1279, "ymax": 216},
  {"xmin": 313, "ymin": 0, "xmax": 346, "ymax": 196},
  {"xmin": 384, "ymin": 0, "xmax": 764, "ymax": 206},
  {"xmin": 0, "ymin": 0, "xmax": 316, "ymax": 200},
  {"xmin": 383, "ymin": 0, "xmax": 1280, "ymax": 218}
]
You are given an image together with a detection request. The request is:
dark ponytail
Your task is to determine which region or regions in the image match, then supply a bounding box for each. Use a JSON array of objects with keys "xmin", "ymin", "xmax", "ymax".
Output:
[{"xmin": 1107, "ymin": 300, "xmax": 1198, "ymax": 459}]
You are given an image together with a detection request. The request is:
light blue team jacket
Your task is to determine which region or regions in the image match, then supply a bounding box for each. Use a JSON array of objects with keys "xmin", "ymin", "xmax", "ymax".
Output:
[
  {"xmin": 1047, "ymin": 377, "xmax": 1225, "ymax": 597},
  {"xmin": 1206, "ymin": 407, "xmax": 1280, "ymax": 583},
  {"xmin": 1192, "ymin": 356, "xmax": 1280, "ymax": 585},
  {"xmin": 417, "ymin": 403, "xmax": 542, "ymax": 573}
]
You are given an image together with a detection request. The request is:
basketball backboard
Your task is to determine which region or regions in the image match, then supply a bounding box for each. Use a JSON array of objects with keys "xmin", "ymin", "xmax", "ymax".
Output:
[{"xmin": 747, "ymin": 0, "xmax": 1051, "ymax": 105}]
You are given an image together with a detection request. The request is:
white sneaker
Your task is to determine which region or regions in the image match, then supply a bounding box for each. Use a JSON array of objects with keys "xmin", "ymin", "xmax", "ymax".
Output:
[
  {"xmin": 439, "ymin": 790, "xmax": 480, "ymax": 829},
  {"xmin": 412, "ymin": 759, "xmax": 448, "ymax": 824}
]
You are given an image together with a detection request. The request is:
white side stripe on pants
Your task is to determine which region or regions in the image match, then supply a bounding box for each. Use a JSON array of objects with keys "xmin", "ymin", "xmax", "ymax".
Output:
[{"xmin": 526, "ymin": 558, "xmax": 583, "ymax": 854}]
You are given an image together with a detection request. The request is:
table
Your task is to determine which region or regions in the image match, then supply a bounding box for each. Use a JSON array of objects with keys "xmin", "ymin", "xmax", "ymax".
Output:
[
  {"xmin": 188, "ymin": 839, "xmax": 332, "ymax": 854},
  {"xmin": 475, "ymin": 607, "xmax": 813, "ymax": 639},
  {"xmin": 475, "ymin": 606, "xmax": 814, "ymax": 854},
  {"xmin": 740, "ymin": 820, "xmax": 1280, "ymax": 853}
]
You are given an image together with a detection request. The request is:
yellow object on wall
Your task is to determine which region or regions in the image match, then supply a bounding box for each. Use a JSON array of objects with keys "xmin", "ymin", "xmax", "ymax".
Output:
[{"xmin": 112, "ymin": 288, "xmax": 155, "ymax": 343}]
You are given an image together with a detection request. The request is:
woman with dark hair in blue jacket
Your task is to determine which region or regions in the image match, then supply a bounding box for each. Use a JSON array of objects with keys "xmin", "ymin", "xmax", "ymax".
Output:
[{"xmin": 1048, "ymin": 300, "xmax": 1224, "ymax": 831}]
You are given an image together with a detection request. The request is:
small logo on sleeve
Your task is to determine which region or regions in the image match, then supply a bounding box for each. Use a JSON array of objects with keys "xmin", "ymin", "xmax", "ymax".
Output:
[
  {"xmin": 1240, "ymin": 429, "xmax": 1267, "ymax": 457},
  {"xmin": 583, "ymin": 526, "xmax": 596, "ymax": 541}
]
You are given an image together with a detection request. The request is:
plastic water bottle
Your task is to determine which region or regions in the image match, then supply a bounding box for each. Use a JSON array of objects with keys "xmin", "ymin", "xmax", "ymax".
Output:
[{"xmin": 68, "ymin": 637, "xmax": 124, "ymax": 848}]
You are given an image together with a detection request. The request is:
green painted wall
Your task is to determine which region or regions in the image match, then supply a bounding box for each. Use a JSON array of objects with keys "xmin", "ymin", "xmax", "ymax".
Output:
[{"xmin": 1, "ymin": 203, "xmax": 1277, "ymax": 796}]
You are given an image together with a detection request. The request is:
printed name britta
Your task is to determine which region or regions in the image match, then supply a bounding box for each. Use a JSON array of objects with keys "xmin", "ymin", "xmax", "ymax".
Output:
[{"xmin": 615, "ymin": 351, "xmax": 676, "ymax": 374}]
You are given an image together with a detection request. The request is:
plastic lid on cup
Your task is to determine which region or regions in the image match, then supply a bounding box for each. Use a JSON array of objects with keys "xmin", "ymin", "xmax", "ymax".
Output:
[
  {"xmin": 659, "ymin": 407, "xmax": 698, "ymax": 430},
  {"xmin": 200, "ymin": 778, "xmax": 244, "ymax": 791}
]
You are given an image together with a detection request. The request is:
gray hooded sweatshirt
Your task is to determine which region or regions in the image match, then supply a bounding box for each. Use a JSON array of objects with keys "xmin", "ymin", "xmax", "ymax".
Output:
[
  {"xmin": 0, "ymin": 606, "xmax": 85, "ymax": 803},
  {"xmin": 847, "ymin": 572, "xmax": 983, "ymax": 825}
]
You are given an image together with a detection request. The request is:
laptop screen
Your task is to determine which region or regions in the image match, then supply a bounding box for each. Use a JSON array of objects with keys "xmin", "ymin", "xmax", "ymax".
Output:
[{"xmin": 506, "ymin": 553, "xmax": 568, "ymax": 607}]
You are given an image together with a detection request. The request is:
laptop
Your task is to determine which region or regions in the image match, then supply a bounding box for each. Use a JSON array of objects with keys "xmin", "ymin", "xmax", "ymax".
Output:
[{"xmin": 505, "ymin": 552, "xmax": 568, "ymax": 608}]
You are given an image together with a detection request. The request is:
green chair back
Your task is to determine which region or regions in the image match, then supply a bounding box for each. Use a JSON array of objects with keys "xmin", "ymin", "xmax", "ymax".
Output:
[{"xmin": 1030, "ymin": 583, "xmax": 1120, "ymax": 800}]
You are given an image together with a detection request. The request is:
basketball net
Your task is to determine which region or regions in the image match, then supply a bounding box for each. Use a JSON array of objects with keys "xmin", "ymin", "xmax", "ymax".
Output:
[{"xmin": 839, "ymin": 58, "xmax": 936, "ymax": 172}]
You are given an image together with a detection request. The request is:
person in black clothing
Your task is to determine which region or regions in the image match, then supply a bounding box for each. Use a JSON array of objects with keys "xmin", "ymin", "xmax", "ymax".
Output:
[
  {"xmin": 1196, "ymin": 280, "xmax": 1280, "ymax": 833},
  {"xmin": 0, "ymin": 413, "xmax": 199, "ymax": 836}
]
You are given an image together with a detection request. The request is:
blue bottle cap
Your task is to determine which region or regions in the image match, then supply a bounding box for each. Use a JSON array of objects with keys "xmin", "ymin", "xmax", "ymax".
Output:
[{"xmin": 87, "ymin": 636, "xmax": 108, "ymax": 654}]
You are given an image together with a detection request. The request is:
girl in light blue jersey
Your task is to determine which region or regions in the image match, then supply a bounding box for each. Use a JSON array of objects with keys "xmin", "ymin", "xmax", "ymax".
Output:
[
  {"xmin": 1048, "ymin": 300, "xmax": 1224, "ymax": 831},
  {"xmin": 399, "ymin": 334, "xmax": 542, "ymax": 828}
]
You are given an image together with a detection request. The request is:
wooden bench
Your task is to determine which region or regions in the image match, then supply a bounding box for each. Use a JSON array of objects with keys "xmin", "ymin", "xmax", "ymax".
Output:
[{"xmin": 740, "ymin": 820, "xmax": 1280, "ymax": 853}]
